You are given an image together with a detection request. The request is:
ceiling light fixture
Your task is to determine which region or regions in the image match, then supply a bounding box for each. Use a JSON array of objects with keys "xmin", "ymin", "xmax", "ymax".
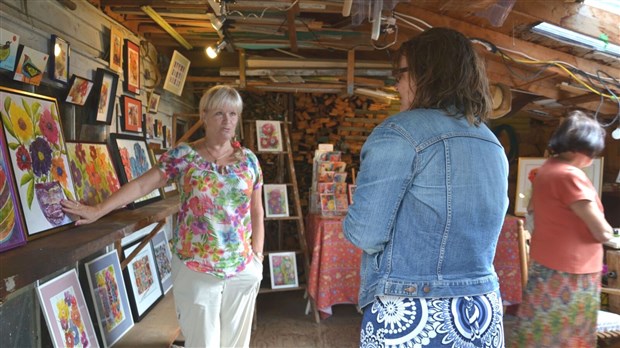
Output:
[
  {"xmin": 207, "ymin": 13, "xmax": 226, "ymax": 31},
  {"xmin": 206, "ymin": 39, "xmax": 227, "ymax": 59},
  {"xmin": 532, "ymin": 22, "xmax": 620, "ymax": 58},
  {"xmin": 141, "ymin": 5, "xmax": 193, "ymax": 50}
]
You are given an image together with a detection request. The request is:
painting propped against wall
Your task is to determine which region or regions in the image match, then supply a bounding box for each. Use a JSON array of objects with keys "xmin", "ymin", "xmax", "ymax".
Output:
[
  {"xmin": 122, "ymin": 240, "xmax": 163, "ymax": 322},
  {"xmin": 0, "ymin": 129, "xmax": 27, "ymax": 252},
  {"xmin": 0, "ymin": 87, "xmax": 76, "ymax": 239}
]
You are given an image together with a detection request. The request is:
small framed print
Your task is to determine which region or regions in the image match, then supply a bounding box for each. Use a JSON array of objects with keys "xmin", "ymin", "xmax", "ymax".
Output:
[
  {"xmin": 123, "ymin": 39, "xmax": 140, "ymax": 94},
  {"xmin": 50, "ymin": 35, "xmax": 69, "ymax": 84},
  {"xmin": 36, "ymin": 269, "xmax": 100, "ymax": 348},
  {"xmin": 581, "ymin": 157, "xmax": 604, "ymax": 196},
  {"xmin": 122, "ymin": 240, "xmax": 164, "ymax": 322},
  {"xmin": 0, "ymin": 28, "xmax": 20, "ymax": 72},
  {"xmin": 256, "ymin": 120, "xmax": 283, "ymax": 152},
  {"xmin": 264, "ymin": 184, "xmax": 289, "ymax": 218},
  {"xmin": 109, "ymin": 26, "xmax": 123, "ymax": 74},
  {"xmin": 151, "ymin": 228, "xmax": 173, "ymax": 294},
  {"xmin": 91, "ymin": 68, "xmax": 119, "ymax": 125},
  {"xmin": 348, "ymin": 184, "xmax": 357, "ymax": 204},
  {"xmin": 65, "ymin": 75, "xmax": 94, "ymax": 106},
  {"xmin": 147, "ymin": 92, "xmax": 160, "ymax": 113},
  {"xmin": 515, "ymin": 157, "xmax": 546, "ymax": 217},
  {"xmin": 84, "ymin": 250, "xmax": 134, "ymax": 347},
  {"xmin": 268, "ymin": 252, "xmax": 299, "ymax": 289},
  {"xmin": 163, "ymin": 50, "xmax": 190, "ymax": 96},
  {"xmin": 120, "ymin": 95, "xmax": 143, "ymax": 133},
  {"xmin": 13, "ymin": 45, "xmax": 48, "ymax": 86}
]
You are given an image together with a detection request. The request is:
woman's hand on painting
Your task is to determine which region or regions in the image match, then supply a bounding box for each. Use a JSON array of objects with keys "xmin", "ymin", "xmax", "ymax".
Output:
[{"xmin": 61, "ymin": 199, "xmax": 102, "ymax": 225}]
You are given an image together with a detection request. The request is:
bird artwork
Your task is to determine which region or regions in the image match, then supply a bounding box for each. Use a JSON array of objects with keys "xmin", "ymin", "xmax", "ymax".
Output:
[
  {"xmin": 0, "ymin": 41, "xmax": 12, "ymax": 62},
  {"xmin": 21, "ymin": 54, "xmax": 42, "ymax": 78}
]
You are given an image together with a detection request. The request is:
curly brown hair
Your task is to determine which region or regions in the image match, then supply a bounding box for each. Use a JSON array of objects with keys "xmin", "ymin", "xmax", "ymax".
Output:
[{"xmin": 395, "ymin": 27, "xmax": 492, "ymax": 126}]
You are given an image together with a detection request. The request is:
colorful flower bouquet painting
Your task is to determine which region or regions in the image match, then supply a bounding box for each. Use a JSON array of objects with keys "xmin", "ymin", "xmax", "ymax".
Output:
[
  {"xmin": 13, "ymin": 45, "xmax": 48, "ymax": 86},
  {"xmin": 0, "ymin": 28, "xmax": 20, "ymax": 72},
  {"xmin": 123, "ymin": 39, "xmax": 140, "ymax": 94},
  {"xmin": 85, "ymin": 250, "xmax": 134, "ymax": 347},
  {"xmin": 36, "ymin": 269, "xmax": 100, "ymax": 348},
  {"xmin": 65, "ymin": 142, "xmax": 121, "ymax": 207},
  {"xmin": 263, "ymin": 184, "xmax": 289, "ymax": 218},
  {"xmin": 0, "ymin": 87, "xmax": 76, "ymax": 239},
  {"xmin": 256, "ymin": 120, "xmax": 283, "ymax": 152},
  {"xmin": 108, "ymin": 134, "xmax": 161, "ymax": 209},
  {"xmin": 268, "ymin": 252, "xmax": 299, "ymax": 289},
  {"xmin": 123, "ymin": 240, "xmax": 163, "ymax": 322},
  {"xmin": 151, "ymin": 229, "xmax": 173, "ymax": 294},
  {"xmin": 65, "ymin": 75, "xmax": 94, "ymax": 106},
  {"xmin": 0, "ymin": 129, "xmax": 27, "ymax": 252},
  {"xmin": 91, "ymin": 68, "xmax": 119, "ymax": 125}
]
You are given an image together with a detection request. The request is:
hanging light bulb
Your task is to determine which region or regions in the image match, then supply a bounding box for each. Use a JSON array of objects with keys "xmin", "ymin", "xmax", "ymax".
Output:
[
  {"xmin": 205, "ymin": 40, "xmax": 227, "ymax": 59},
  {"xmin": 612, "ymin": 126, "xmax": 620, "ymax": 140}
]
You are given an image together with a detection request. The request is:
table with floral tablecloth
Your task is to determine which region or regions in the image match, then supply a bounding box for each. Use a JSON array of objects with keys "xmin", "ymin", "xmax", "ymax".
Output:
[{"xmin": 305, "ymin": 213, "xmax": 362, "ymax": 319}]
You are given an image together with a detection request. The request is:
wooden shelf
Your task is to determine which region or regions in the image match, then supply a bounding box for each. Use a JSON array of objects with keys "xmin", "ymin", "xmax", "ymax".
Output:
[
  {"xmin": 0, "ymin": 196, "xmax": 180, "ymax": 303},
  {"xmin": 259, "ymin": 285, "xmax": 307, "ymax": 294}
]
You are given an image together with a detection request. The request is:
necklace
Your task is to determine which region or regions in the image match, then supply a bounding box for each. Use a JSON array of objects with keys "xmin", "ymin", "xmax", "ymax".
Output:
[{"xmin": 204, "ymin": 145, "xmax": 232, "ymax": 165}]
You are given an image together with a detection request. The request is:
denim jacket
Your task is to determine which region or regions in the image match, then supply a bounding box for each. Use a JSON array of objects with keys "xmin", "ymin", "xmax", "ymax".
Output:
[{"xmin": 344, "ymin": 108, "xmax": 509, "ymax": 309}]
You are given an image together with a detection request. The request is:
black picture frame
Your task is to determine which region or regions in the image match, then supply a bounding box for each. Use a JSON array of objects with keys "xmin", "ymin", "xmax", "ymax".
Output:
[
  {"xmin": 108, "ymin": 133, "xmax": 162, "ymax": 209},
  {"xmin": 122, "ymin": 238, "xmax": 163, "ymax": 322},
  {"xmin": 50, "ymin": 35, "xmax": 70, "ymax": 84},
  {"xmin": 91, "ymin": 68, "xmax": 119, "ymax": 125}
]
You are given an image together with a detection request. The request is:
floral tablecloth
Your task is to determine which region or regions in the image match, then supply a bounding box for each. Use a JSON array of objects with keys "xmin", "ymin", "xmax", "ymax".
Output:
[{"xmin": 306, "ymin": 213, "xmax": 362, "ymax": 319}]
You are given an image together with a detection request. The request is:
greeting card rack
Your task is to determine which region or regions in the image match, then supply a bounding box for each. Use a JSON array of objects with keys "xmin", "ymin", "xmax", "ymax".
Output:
[{"xmin": 243, "ymin": 117, "xmax": 321, "ymax": 323}]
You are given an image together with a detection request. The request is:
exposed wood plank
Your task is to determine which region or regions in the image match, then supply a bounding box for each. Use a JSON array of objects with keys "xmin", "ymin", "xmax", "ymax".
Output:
[
  {"xmin": 287, "ymin": 0, "xmax": 299, "ymax": 52},
  {"xmin": 239, "ymin": 48, "xmax": 247, "ymax": 89},
  {"xmin": 347, "ymin": 50, "xmax": 355, "ymax": 95},
  {"xmin": 557, "ymin": 92, "xmax": 607, "ymax": 106}
]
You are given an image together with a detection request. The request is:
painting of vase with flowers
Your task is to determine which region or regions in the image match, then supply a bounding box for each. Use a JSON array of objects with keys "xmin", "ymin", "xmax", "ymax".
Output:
[
  {"xmin": 256, "ymin": 120, "xmax": 283, "ymax": 152},
  {"xmin": 0, "ymin": 87, "xmax": 76, "ymax": 239}
]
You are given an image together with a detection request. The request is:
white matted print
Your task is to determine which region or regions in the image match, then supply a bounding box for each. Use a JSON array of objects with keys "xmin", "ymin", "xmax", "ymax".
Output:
[
  {"xmin": 515, "ymin": 157, "xmax": 546, "ymax": 217},
  {"xmin": 151, "ymin": 228, "xmax": 173, "ymax": 294},
  {"xmin": 263, "ymin": 184, "xmax": 289, "ymax": 218},
  {"xmin": 37, "ymin": 269, "xmax": 100, "ymax": 348},
  {"xmin": 122, "ymin": 241, "xmax": 163, "ymax": 322},
  {"xmin": 268, "ymin": 252, "xmax": 298, "ymax": 289},
  {"xmin": 581, "ymin": 157, "xmax": 604, "ymax": 196},
  {"xmin": 256, "ymin": 120, "xmax": 283, "ymax": 152},
  {"xmin": 0, "ymin": 28, "xmax": 20, "ymax": 72},
  {"xmin": 163, "ymin": 50, "xmax": 190, "ymax": 96}
]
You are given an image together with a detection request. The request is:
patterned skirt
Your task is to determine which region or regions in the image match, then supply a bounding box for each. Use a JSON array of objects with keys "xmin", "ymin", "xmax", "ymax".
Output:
[
  {"xmin": 509, "ymin": 261, "xmax": 601, "ymax": 348},
  {"xmin": 360, "ymin": 290, "xmax": 505, "ymax": 348}
]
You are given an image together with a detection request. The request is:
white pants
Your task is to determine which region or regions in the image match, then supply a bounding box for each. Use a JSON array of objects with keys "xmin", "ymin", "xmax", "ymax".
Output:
[{"xmin": 172, "ymin": 255, "xmax": 263, "ymax": 348}]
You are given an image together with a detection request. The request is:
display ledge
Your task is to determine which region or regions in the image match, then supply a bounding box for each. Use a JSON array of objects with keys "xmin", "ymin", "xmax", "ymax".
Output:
[{"xmin": 0, "ymin": 195, "xmax": 180, "ymax": 303}]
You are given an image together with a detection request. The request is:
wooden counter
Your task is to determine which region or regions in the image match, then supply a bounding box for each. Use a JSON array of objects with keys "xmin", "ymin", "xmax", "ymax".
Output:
[{"xmin": 0, "ymin": 196, "xmax": 180, "ymax": 303}]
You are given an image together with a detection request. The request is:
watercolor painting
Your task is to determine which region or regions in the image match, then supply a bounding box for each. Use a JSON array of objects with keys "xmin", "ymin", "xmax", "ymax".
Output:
[
  {"xmin": 263, "ymin": 184, "xmax": 289, "ymax": 218},
  {"xmin": 269, "ymin": 252, "xmax": 298, "ymax": 289},
  {"xmin": 65, "ymin": 75, "xmax": 94, "ymax": 106},
  {"xmin": 13, "ymin": 45, "xmax": 48, "ymax": 86},
  {"xmin": 37, "ymin": 269, "xmax": 100, "ymax": 348},
  {"xmin": 109, "ymin": 27, "xmax": 123, "ymax": 74},
  {"xmin": 123, "ymin": 241, "xmax": 163, "ymax": 321},
  {"xmin": 256, "ymin": 120, "xmax": 283, "ymax": 152},
  {"xmin": 85, "ymin": 250, "xmax": 134, "ymax": 347},
  {"xmin": 65, "ymin": 142, "xmax": 121, "ymax": 206},
  {"xmin": 0, "ymin": 128, "xmax": 27, "ymax": 252},
  {"xmin": 0, "ymin": 87, "xmax": 76, "ymax": 239},
  {"xmin": 0, "ymin": 28, "xmax": 20, "ymax": 72},
  {"xmin": 151, "ymin": 229, "xmax": 173, "ymax": 294}
]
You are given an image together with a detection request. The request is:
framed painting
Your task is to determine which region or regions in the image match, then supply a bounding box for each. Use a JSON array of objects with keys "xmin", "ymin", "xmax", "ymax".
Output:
[
  {"xmin": 256, "ymin": 120, "xmax": 283, "ymax": 152},
  {"xmin": 0, "ymin": 87, "xmax": 77, "ymax": 239},
  {"xmin": 0, "ymin": 28, "xmax": 20, "ymax": 72},
  {"xmin": 65, "ymin": 75, "xmax": 94, "ymax": 106},
  {"xmin": 50, "ymin": 35, "xmax": 69, "ymax": 84},
  {"xmin": 123, "ymin": 39, "xmax": 140, "ymax": 94},
  {"xmin": 264, "ymin": 184, "xmax": 289, "ymax": 218},
  {"xmin": 348, "ymin": 184, "xmax": 357, "ymax": 205},
  {"xmin": 36, "ymin": 269, "xmax": 100, "ymax": 348},
  {"xmin": 13, "ymin": 45, "xmax": 48, "ymax": 86},
  {"xmin": 515, "ymin": 157, "xmax": 546, "ymax": 217},
  {"xmin": 65, "ymin": 141, "xmax": 121, "ymax": 206},
  {"xmin": 122, "ymin": 240, "xmax": 163, "ymax": 322},
  {"xmin": 120, "ymin": 95, "xmax": 143, "ymax": 133},
  {"xmin": 108, "ymin": 133, "xmax": 162, "ymax": 209},
  {"xmin": 581, "ymin": 157, "xmax": 604, "ymax": 196},
  {"xmin": 163, "ymin": 50, "xmax": 190, "ymax": 96},
  {"xmin": 109, "ymin": 26, "xmax": 123, "ymax": 74},
  {"xmin": 84, "ymin": 250, "xmax": 134, "ymax": 347},
  {"xmin": 0, "ymin": 129, "xmax": 27, "ymax": 253},
  {"xmin": 268, "ymin": 252, "xmax": 298, "ymax": 289},
  {"xmin": 151, "ymin": 228, "xmax": 173, "ymax": 294},
  {"xmin": 91, "ymin": 68, "xmax": 119, "ymax": 125},
  {"xmin": 149, "ymin": 148, "xmax": 177, "ymax": 197},
  {"xmin": 147, "ymin": 92, "xmax": 160, "ymax": 114}
]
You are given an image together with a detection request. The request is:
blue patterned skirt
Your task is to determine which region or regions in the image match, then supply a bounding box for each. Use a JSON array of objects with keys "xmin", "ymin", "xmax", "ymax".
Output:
[{"xmin": 360, "ymin": 291, "xmax": 504, "ymax": 348}]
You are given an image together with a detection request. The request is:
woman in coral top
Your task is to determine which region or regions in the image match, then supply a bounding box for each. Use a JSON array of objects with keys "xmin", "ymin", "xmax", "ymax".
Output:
[
  {"xmin": 510, "ymin": 111, "xmax": 614, "ymax": 347},
  {"xmin": 62, "ymin": 85, "xmax": 264, "ymax": 348}
]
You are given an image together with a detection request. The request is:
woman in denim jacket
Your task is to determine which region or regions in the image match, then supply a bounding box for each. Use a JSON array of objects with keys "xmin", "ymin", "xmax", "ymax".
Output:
[{"xmin": 344, "ymin": 27, "xmax": 509, "ymax": 347}]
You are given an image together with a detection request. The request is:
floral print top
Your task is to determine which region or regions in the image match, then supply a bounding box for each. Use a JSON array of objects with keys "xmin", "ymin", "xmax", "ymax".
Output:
[{"xmin": 158, "ymin": 143, "xmax": 262, "ymax": 279}]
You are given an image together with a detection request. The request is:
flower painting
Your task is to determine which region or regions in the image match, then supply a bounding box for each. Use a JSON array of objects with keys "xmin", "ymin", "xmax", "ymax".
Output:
[
  {"xmin": 123, "ymin": 39, "xmax": 140, "ymax": 94},
  {"xmin": 51, "ymin": 35, "xmax": 69, "ymax": 84},
  {"xmin": 37, "ymin": 269, "xmax": 99, "ymax": 348},
  {"xmin": 0, "ymin": 87, "xmax": 76, "ymax": 238},
  {"xmin": 65, "ymin": 75, "xmax": 94, "ymax": 106},
  {"xmin": 92, "ymin": 68, "xmax": 119, "ymax": 125},
  {"xmin": 109, "ymin": 27, "xmax": 123, "ymax": 74},
  {"xmin": 109, "ymin": 134, "xmax": 161, "ymax": 208},
  {"xmin": 269, "ymin": 252, "xmax": 298, "ymax": 289},
  {"xmin": 256, "ymin": 120, "xmax": 283, "ymax": 152},
  {"xmin": 85, "ymin": 250, "xmax": 134, "ymax": 347},
  {"xmin": 0, "ymin": 28, "xmax": 20, "ymax": 72},
  {"xmin": 151, "ymin": 229, "xmax": 173, "ymax": 294},
  {"xmin": 0, "ymin": 129, "xmax": 26, "ymax": 252},
  {"xmin": 66, "ymin": 142, "xmax": 121, "ymax": 206},
  {"xmin": 263, "ymin": 184, "xmax": 289, "ymax": 217},
  {"xmin": 123, "ymin": 241, "xmax": 163, "ymax": 321},
  {"xmin": 13, "ymin": 45, "xmax": 48, "ymax": 86}
]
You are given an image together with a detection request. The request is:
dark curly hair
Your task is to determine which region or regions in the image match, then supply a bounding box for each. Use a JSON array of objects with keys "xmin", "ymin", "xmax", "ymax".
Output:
[
  {"xmin": 394, "ymin": 27, "xmax": 492, "ymax": 126},
  {"xmin": 548, "ymin": 110, "xmax": 606, "ymax": 157}
]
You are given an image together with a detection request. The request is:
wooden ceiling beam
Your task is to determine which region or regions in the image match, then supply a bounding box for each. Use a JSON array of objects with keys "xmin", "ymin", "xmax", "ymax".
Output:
[{"xmin": 286, "ymin": 0, "xmax": 300, "ymax": 52}]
